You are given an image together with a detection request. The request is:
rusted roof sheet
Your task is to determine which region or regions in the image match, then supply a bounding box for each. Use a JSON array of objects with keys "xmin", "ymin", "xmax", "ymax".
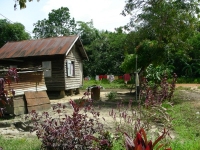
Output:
[{"xmin": 0, "ymin": 35, "xmax": 88, "ymax": 60}]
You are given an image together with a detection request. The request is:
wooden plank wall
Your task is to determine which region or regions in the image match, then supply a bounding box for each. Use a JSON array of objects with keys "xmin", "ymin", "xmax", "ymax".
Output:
[
  {"xmin": 65, "ymin": 45, "xmax": 83, "ymax": 90},
  {"xmin": 44, "ymin": 56, "xmax": 65, "ymax": 91}
]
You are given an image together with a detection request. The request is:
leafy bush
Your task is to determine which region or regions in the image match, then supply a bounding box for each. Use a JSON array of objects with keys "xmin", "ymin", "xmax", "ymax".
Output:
[
  {"xmin": 26, "ymin": 94, "xmax": 112, "ymax": 150},
  {"xmin": 176, "ymin": 77, "xmax": 200, "ymax": 83},
  {"xmin": 146, "ymin": 64, "xmax": 174, "ymax": 83},
  {"xmin": 111, "ymin": 133, "xmax": 125, "ymax": 150},
  {"xmin": 109, "ymin": 74, "xmax": 177, "ymax": 150},
  {"xmin": 106, "ymin": 91, "xmax": 117, "ymax": 100},
  {"xmin": 139, "ymin": 73, "xmax": 177, "ymax": 129},
  {"xmin": 140, "ymin": 73, "xmax": 177, "ymax": 104}
]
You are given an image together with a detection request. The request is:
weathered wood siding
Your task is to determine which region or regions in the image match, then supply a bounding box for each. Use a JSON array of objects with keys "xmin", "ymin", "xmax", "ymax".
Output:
[
  {"xmin": 44, "ymin": 55, "xmax": 65, "ymax": 91},
  {"xmin": 65, "ymin": 45, "xmax": 83, "ymax": 90}
]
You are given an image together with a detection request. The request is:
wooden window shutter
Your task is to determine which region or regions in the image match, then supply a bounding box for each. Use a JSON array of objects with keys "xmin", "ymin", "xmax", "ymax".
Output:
[
  {"xmin": 42, "ymin": 61, "xmax": 52, "ymax": 77},
  {"xmin": 67, "ymin": 60, "xmax": 72, "ymax": 76}
]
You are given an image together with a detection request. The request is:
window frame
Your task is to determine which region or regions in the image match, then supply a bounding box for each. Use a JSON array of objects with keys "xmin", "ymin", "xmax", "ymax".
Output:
[
  {"xmin": 67, "ymin": 60, "xmax": 75, "ymax": 77},
  {"xmin": 42, "ymin": 61, "xmax": 52, "ymax": 78}
]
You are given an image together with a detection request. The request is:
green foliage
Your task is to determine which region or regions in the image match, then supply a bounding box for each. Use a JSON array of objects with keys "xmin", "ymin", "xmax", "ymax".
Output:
[
  {"xmin": 76, "ymin": 20, "xmax": 99, "ymax": 46},
  {"xmin": 176, "ymin": 77, "xmax": 200, "ymax": 83},
  {"xmin": 121, "ymin": 39, "xmax": 166, "ymax": 74},
  {"xmin": 121, "ymin": 0, "xmax": 199, "ymax": 76},
  {"xmin": 176, "ymin": 32, "xmax": 200, "ymax": 78},
  {"xmin": 106, "ymin": 91, "xmax": 117, "ymax": 100},
  {"xmin": 111, "ymin": 134, "xmax": 125, "ymax": 150},
  {"xmin": 145, "ymin": 64, "xmax": 174, "ymax": 83},
  {"xmin": 120, "ymin": 54, "xmax": 136, "ymax": 73},
  {"xmin": 82, "ymin": 79, "xmax": 127, "ymax": 90},
  {"xmin": 33, "ymin": 7, "xmax": 77, "ymax": 39},
  {"xmin": 15, "ymin": 0, "xmax": 40, "ymax": 10},
  {"xmin": 0, "ymin": 19, "xmax": 31, "ymax": 48},
  {"xmin": 83, "ymin": 30, "xmax": 127, "ymax": 76},
  {"xmin": 123, "ymin": 0, "xmax": 198, "ymax": 43}
]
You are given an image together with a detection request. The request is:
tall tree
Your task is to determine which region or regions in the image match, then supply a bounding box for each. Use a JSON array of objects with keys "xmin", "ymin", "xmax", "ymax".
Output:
[
  {"xmin": 76, "ymin": 20, "xmax": 99, "ymax": 46},
  {"xmin": 84, "ymin": 28, "xmax": 127, "ymax": 77},
  {"xmin": 0, "ymin": 19, "xmax": 31, "ymax": 48},
  {"xmin": 33, "ymin": 7, "xmax": 77, "ymax": 39},
  {"xmin": 179, "ymin": 31, "xmax": 200, "ymax": 77},
  {"xmin": 121, "ymin": 0, "xmax": 199, "ymax": 74}
]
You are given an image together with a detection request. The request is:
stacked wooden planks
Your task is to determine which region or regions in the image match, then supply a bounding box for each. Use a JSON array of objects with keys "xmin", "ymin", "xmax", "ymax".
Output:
[{"xmin": 24, "ymin": 91, "xmax": 51, "ymax": 113}]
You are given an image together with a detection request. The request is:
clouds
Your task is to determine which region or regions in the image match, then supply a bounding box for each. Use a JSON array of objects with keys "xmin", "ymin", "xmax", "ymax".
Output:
[
  {"xmin": 41, "ymin": 0, "xmax": 130, "ymax": 31},
  {"xmin": 0, "ymin": 0, "xmax": 130, "ymax": 35}
]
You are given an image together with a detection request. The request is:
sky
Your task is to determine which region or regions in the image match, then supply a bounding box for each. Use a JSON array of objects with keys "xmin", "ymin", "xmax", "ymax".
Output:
[{"xmin": 0, "ymin": 0, "xmax": 130, "ymax": 36}]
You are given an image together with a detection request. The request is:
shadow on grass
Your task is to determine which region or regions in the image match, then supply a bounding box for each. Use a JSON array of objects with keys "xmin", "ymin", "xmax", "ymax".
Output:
[
  {"xmin": 73, "ymin": 92, "xmax": 141, "ymax": 109},
  {"xmin": 172, "ymin": 89, "xmax": 200, "ymax": 105}
]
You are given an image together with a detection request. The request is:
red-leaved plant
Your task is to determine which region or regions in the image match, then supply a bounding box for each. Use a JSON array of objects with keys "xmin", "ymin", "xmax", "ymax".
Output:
[
  {"xmin": 140, "ymin": 73, "xmax": 177, "ymax": 106},
  {"xmin": 26, "ymin": 93, "xmax": 112, "ymax": 150},
  {"xmin": 109, "ymin": 74, "xmax": 177, "ymax": 149},
  {"xmin": 124, "ymin": 128, "xmax": 171, "ymax": 150},
  {"xmin": 0, "ymin": 68, "xmax": 18, "ymax": 117}
]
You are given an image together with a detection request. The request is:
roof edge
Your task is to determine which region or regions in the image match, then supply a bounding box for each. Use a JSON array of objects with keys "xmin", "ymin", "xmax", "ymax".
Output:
[{"xmin": 65, "ymin": 36, "xmax": 79, "ymax": 56}]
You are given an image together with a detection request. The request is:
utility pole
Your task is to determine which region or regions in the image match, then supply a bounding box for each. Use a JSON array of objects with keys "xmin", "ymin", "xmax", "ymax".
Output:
[{"xmin": 135, "ymin": 55, "xmax": 137, "ymax": 101}]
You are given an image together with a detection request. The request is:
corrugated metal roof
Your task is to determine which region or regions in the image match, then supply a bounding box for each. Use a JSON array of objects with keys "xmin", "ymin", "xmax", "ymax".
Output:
[{"xmin": 0, "ymin": 35, "xmax": 88, "ymax": 60}]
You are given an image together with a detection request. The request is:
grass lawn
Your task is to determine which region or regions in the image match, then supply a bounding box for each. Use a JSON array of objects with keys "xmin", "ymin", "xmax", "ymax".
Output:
[
  {"xmin": 81, "ymin": 79, "xmax": 131, "ymax": 89},
  {"xmin": 168, "ymin": 92, "xmax": 200, "ymax": 150},
  {"xmin": 0, "ymin": 137, "xmax": 41, "ymax": 150}
]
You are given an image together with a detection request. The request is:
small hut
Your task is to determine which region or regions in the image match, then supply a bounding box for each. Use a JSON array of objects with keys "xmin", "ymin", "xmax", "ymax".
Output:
[{"xmin": 0, "ymin": 35, "xmax": 88, "ymax": 115}]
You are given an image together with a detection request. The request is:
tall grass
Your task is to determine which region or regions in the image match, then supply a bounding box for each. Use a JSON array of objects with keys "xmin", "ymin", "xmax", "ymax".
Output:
[
  {"xmin": 0, "ymin": 136, "xmax": 41, "ymax": 150},
  {"xmin": 168, "ymin": 92, "xmax": 200, "ymax": 150}
]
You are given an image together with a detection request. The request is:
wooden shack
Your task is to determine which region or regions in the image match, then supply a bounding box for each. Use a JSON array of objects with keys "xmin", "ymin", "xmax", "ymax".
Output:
[{"xmin": 0, "ymin": 35, "xmax": 88, "ymax": 97}]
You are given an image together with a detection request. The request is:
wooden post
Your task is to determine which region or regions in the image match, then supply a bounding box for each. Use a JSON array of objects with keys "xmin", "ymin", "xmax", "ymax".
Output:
[
  {"xmin": 60, "ymin": 90, "xmax": 65, "ymax": 98},
  {"xmin": 75, "ymin": 88, "xmax": 80, "ymax": 94},
  {"xmin": 70, "ymin": 89, "xmax": 73, "ymax": 96}
]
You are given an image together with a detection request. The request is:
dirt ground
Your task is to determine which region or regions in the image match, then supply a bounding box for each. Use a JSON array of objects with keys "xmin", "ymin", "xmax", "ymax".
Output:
[{"xmin": 0, "ymin": 84, "xmax": 200, "ymax": 139}]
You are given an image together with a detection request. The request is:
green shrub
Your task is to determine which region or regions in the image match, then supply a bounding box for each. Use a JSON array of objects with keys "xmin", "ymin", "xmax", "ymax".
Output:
[{"xmin": 106, "ymin": 91, "xmax": 117, "ymax": 100}]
